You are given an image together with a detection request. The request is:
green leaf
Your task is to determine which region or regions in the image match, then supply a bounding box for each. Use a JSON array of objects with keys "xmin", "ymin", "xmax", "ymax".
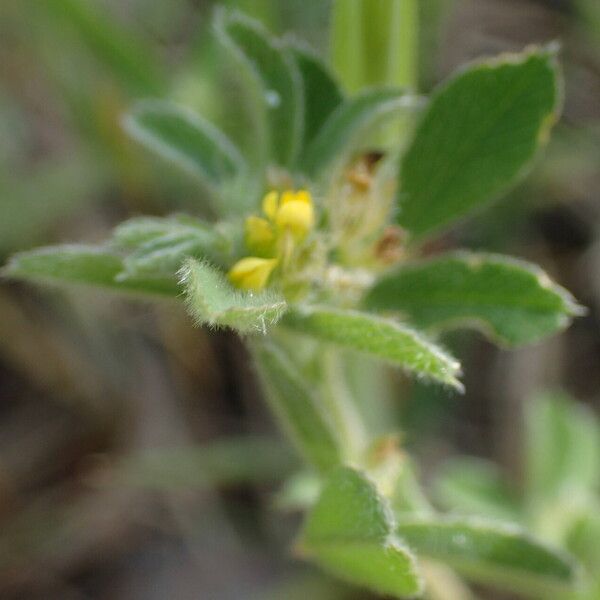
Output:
[
  {"xmin": 251, "ymin": 340, "xmax": 342, "ymax": 472},
  {"xmin": 398, "ymin": 48, "xmax": 561, "ymax": 238},
  {"xmin": 113, "ymin": 216, "xmax": 233, "ymax": 277},
  {"xmin": 275, "ymin": 471, "xmax": 322, "ymax": 512},
  {"xmin": 180, "ymin": 258, "xmax": 286, "ymax": 333},
  {"xmin": 397, "ymin": 516, "xmax": 579, "ymax": 596},
  {"xmin": 215, "ymin": 9, "xmax": 303, "ymax": 167},
  {"xmin": 115, "ymin": 436, "xmax": 296, "ymax": 490},
  {"xmin": 299, "ymin": 467, "xmax": 423, "ymax": 598},
  {"xmin": 112, "ymin": 215, "xmax": 230, "ymax": 247},
  {"xmin": 4, "ymin": 245, "xmax": 179, "ymax": 297},
  {"xmin": 302, "ymin": 88, "xmax": 419, "ymax": 178},
  {"xmin": 434, "ymin": 458, "xmax": 521, "ymax": 522},
  {"xmin": 526, "ymin": 392, "xmax": 600, "ymax": 502},
  {"xmin": 567, "ymin": 507, "xmax": 600, "ymax": 573},
  {"xmin": 122, "ymin": 235, "xmax": 218, "ymax": 280},
  {"xmin": 287, "ymin": 43, "xmax": 343, "ymax": 152},
  {"xmin": 124, "ymin": 100, "xmax": 246, "ymax": 186},
  {"xmin": 282, "ymin": 306, "xmax": 462, "ymax": 390},
  {"xmin": 364, "ymin": 252, "xmax": 582, "ymax": 346},
  {"xmin": 41, "ymin": 0, "xmax": 165, "ymax": 95}
]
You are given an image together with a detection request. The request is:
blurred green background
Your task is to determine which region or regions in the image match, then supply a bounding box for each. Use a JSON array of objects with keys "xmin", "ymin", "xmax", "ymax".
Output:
[{"xmin": 1, "ymin": 1, "xmax": 600, "ymax": 598}]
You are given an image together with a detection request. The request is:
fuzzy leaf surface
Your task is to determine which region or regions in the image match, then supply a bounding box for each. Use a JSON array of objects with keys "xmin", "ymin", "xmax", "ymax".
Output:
[
  {"xmin": 180, "ymin": 258, "xmax": 286, "ymax": 333},
  {"xmin": 365, "ymin": 252, "xmax": 581, "ymax": 346},
  {"xmin": 397, "ymin": 516, "xmax": 579, "ymax": 596},
  {"xmin": 302, "ymin": 88, "xmax": 416, "ymax": 178},
  {"xmin": 124, "ymin": 100, "xmax": 245, "ymax": 185},
  {"xmin": 434, "ymin": 458, "xmax": 521, "ymax": 522},
  {"xmin": 113, "ymin": 216, "xmax": 233, "ymax": 277},
  {"xmin": 251, "ymin": 340, "xmax": 342, "ymax": 472},
  {"xmin": 526, "ymin": 392, "xmax": 600, "ymax": 502},
  {"xmin": 398, "ymin": 48, "xmax": 560, "ymax": 237},
  {"xmin": 4, "ymin": 245, "xmax": 178, "ymax": 297},
  {"xmin": 288, "ymin": 44, "xmax": 343, "ymax": 152},
  {"xmin": 283, "ymin": 306, "xmax": 462, "ymax": 389},
  {"xmin": 300, "ymin": 467, "xmax": 423, "ymax": 598},
  {"xmin": 112, "ymin": 215, "xmax": 222, "ymax": 248},
  {"xmin": 215, "ymin": 10, "xmax": 303, "ymax": 167}
]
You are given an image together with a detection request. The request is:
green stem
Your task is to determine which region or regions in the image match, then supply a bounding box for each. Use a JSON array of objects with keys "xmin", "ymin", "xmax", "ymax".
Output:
[
  {"xmin": 250, "ymin": 338, "xmax": 343, "ymax": 473},
  {"xmin": 330, "ymin": 0, "xmax": 419, "ymax": 92},
  {"xmin": 388, "ymin": 0, "xmax": 419, "ymax": 90},
  {"xmin": 391, "ymin": 461, "xmax": 475, "ymax": 600},
  {"xmin": 320, "ymin": 348, "xmax": 368, "ymax": 461},
  {"xmin": 330, "ymin": 0, "xmax": 419, "ymax": 146},
  {"xmin": 330, "ymin": 0, "xmax": 365, "ymax": 93}
]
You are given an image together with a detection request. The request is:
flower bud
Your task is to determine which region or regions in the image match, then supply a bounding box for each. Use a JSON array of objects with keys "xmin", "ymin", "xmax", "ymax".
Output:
[
  {"xmin": 275, "ymin": 199, "xmax": 315, "ymax": 239},
  {"xmin": 245, "ymin": 216, "xmax": 275, "ymax": 256},
  {"xmin": 262, "ymin": 190, "xmax": 279, "ymax": 220},
  {"xmin": 228, "ymin": 257, "xmax": 278, "ymax": 291},
  {"xmin": 275, "ymin": 190, "xmax": 314, "ymax": 239}
]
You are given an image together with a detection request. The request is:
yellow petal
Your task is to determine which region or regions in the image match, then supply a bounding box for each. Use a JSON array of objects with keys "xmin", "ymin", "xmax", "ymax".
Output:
[
  {"xmin": 262, "ymin": 191, "xmax": 279, "ymax": 220},
  {"xmin": 228, "ymin": 257, "xmax": 278, "ymax": 291},
  {"xmin": 245, "ymin": 216, "xmax": 275, "ymax": 256},
  {"xmin": 280, "ymin": 190, "xmax": 296, "ymax": 205},
  {"xmin": 293, "ymin": 189, "xmax": 312, "ymax": 205},
  {"xmin": 275, "ymin": 200, "xmax": 315, "ymax": 239}
]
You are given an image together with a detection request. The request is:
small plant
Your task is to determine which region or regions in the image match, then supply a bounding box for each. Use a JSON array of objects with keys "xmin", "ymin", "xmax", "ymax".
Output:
[
  {"xmin": 3, "ymin": 5, "xmax": 588, "ymax": 598},
  {"xmin": 436, "ymin": 392, "xmax": 600, "ymax": 599}
]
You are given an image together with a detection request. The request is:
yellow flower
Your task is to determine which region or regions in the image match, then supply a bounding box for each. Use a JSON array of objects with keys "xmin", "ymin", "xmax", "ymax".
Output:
[
  {"xmin": 228, "ymin": 189, "xmax": 315, "ymax": 291},
  {"xmin": 260, "ymin": 189, "xmax": 315, "ymax": 240},
  {"xmin": 228, "ymin": 257, "xmax": 278, "ymax": 291},
  {"xmin": 262, "ymin": 190, "xmax": 280, "ymax": 220},
  {"xmin": 275, "ymin": 189, "xmax": 314, "ymax": 239},
  {"xmin": 245, "ymin": 215, "xmax": 275, "ymax": 256}
]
